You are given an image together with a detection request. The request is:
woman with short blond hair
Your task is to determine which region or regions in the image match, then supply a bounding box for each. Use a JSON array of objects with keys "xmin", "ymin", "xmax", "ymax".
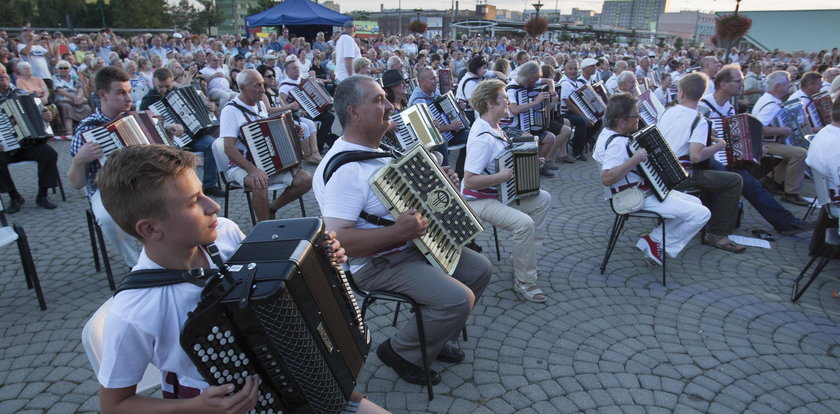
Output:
[{"xmin": 461, "ymin": 79, "xmax": 553, "ymax": 303}]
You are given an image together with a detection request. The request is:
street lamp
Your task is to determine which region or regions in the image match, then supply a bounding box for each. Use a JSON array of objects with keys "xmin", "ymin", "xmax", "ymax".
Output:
[
  {"xmin": 415, "ymin": 8, "xmax": 422, "ymax": 20},
  {"xmin": 532, "ymin": 2, "xmax": 544, "ymax": 18}
]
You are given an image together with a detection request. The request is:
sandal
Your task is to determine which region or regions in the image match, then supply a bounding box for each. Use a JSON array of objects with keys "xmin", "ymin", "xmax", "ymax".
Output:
[
  {"xmin": 701, "ymin": 232, "xmax": 746, "ymax": 253},
  {"xmin": 514, "ymin": 282, "xmax": 547, "ymax": 303}
]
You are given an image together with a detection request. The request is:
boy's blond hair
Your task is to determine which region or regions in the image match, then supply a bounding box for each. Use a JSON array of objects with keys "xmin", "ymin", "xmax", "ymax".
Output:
[{"xmin": 97, "ymin": 145, "xmax": 197, "ymax": 239}]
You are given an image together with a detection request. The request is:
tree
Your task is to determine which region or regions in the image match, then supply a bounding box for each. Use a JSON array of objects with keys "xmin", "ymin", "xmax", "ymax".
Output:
[
  {"xmin": 110, "ymin": 0, "xmax": 170, "ymax": 28},
  {"xmin": 674, "ymin": 36, "xmax": 684, "ymax": 50},
  {"xmin": 246, "ymin": 0, "xmax": 278, "ymax": 17},
  {"xmin": 168, "ymin": 0, "xmax": 197, "ymax": 30},
  {"xmin": 192, "ymin": 0, "xmax": 225, "ymax": 35}
]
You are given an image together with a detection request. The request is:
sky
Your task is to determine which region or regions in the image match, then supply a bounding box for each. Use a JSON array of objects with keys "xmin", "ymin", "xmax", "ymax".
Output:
[{"xmin": 331, "ymin": 0, "xmax": 839, "ymax": 14}]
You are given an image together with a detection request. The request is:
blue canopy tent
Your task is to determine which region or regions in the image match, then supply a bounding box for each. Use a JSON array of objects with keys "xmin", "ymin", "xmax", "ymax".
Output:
[{"xmin": 245, "ymin": 0, "xmax": 352, "ymax": 39}]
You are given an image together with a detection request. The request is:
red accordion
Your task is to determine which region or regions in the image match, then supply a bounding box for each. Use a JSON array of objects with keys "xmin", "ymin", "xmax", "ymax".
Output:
[{"xmin": 722, "ymin": 114, "xmax": 764, "ymax": 168}]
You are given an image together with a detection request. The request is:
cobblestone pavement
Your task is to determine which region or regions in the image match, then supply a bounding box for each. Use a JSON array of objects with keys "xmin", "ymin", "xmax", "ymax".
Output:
[{"xmin": 0, "ymin": 141, "xmax": 838, "ymax": 413}]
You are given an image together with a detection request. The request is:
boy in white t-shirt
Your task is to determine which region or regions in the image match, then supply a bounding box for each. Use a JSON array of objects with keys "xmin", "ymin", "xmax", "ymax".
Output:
[{"xmin": 95, "ymin": 145, "xmax": 385, "ymax": 414}]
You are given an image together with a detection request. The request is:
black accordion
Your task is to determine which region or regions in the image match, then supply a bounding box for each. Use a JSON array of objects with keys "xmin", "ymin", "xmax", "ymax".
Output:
[
  {"xmin": 81, "ymin": 111, "xmax": 170, "ymax": 165},
  {"xmin": 428, "ymin": 92, "xmax": 471, "ymax": 141},
  {"xmin": 494, "ymin": 140, "xmax": 540, "ymax": 205},
  {"xmin": 774, "ymin": 98, "xmax": 813, "ymax": 148},
  {"xmin": 181, "ymin": 218, "xmax": 370, "ymax": 414},
  {"xmin": 148, "ymin": 85, "xmax": 219, "ymax": 147},
  {"xmin": 509, "ymin": 84, "xmax": 549, "ymax": 133},
  {"xmin": 288, "ymin": 79, "xmax": 333, "ymax": 119},
  {"xmin": 628, "ymin": 125, "xmax": 688, "ymax": 201},
  {"xmin": 241, "ymin": 111, "xmax": 303, "ymax": 177},
  {"xmin": 383, "ymin": 103, "xmax": 445, "ymax": 155},
  {"xmin": 0, "ymin": 94, "xmax": 52, "ymax": 152},
  {"xmin": 438, "ymin": 68, "xmax": 453, "ymax": 95}
]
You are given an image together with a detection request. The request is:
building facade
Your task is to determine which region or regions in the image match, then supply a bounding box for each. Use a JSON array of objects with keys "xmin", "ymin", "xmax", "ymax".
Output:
[
  {"xmin": 657, "ymin": 10, "xmax": 715, "ymax": 46},
  {"xmin": 600, "ymin": 0, "xmax": 670, "ymax": 31},
  {"xmin": 217, "ymin": 0, "xmax": 263, "ymax": 34}
]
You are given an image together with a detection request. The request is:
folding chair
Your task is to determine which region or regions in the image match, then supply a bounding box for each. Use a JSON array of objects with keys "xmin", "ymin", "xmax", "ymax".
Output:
[
  {"xmin": 791, "ymin": 169, "xmax": 840, "ymax": 303},
  {"xmin": 343, "ymin": 269, "xmax": 467, "ymax": 401},
  {"xmin": 211, "ymin": 138, "xmax": 306, "ymax": 225},
  {"xmin": 85, "ymin": 208, "xmax": 117, "ymax": 291},
  {"xmin": 82, "ymin": 299, "xmax": 160, "ymax": 393},
  {"xmin": 599, "ymin": 187, "xmax": 673, "ymax": 286},
  {"xmin": 0, "ymin": 198, "xmax": 46, "ymax": 310}
]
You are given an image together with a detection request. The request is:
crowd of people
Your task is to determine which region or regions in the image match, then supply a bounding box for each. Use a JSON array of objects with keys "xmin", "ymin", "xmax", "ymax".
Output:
[{"xmin": 1, "ymin": 20, "xmax": 839, "ymax": 414}]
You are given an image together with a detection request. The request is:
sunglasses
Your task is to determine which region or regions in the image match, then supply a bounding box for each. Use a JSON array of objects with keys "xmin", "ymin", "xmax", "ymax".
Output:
[{"xmin": 264, "ymin": 74, "xmax": 275, "ymax": 78}]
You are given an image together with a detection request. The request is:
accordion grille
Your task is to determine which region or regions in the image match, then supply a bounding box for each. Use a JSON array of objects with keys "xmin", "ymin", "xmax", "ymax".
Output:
[{"xmin": 253, "ymin": 288, "xmax": 347, "ymax": 414}]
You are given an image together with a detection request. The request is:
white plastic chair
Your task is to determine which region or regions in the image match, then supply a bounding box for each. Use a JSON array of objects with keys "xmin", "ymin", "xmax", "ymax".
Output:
[
  {"xmin": 0, "ymin": 198, "xmax": 46, "ymax": 309},
  {"xmin": 81, "ymin": 298, "xmax": 160, "ymax": 393},
  {"xmin": 211, "ymin": 138, "xmax": 305, "ymax": 225}
]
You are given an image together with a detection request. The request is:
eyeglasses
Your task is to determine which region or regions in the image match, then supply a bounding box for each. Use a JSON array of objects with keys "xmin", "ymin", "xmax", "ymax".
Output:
[
  {"xmin": 264, "ymin": 74, "xmax": 274, "ymax": 78},
  {"xmin": 57, "ymin": 67, "xmax": 70, "ymax": 70}
]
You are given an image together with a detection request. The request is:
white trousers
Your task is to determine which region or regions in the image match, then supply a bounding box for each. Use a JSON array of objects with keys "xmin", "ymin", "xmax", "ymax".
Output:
[
  {"xmin": 641, "ymin": 190, "xmax": 711, "ymax": 258},
  {"xmin": 91, "ymin": 190, "xmax": 140, "ymax": 268}
]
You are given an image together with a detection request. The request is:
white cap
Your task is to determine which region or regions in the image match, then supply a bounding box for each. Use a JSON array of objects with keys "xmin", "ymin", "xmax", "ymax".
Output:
[
  {"xmin": 581, "ymin": 58, "xmax": 598, "ymax": 69},
  {"xmin": 172, "ymin": 33, "xmax": 183, "ymax": 39}
]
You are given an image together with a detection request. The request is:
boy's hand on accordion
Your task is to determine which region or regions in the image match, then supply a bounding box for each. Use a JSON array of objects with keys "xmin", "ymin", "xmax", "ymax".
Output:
[
  {"xmin": 498, "ymin": 166, "xmax": 514, "ymax": 182},
  {"xmin": 323, "ymin": 231, "xmax": 348, "ymax": 264},
  {"xmin": 395, "ymin": 209, "xmax": 429, "ymax": 240},
  {"xmin": 76, "ymin": 141, "xmax": 104, "ymax": 163},
  {"xmin": 197, "ymin": 374, "xmax": 259, "ymax": 413}
]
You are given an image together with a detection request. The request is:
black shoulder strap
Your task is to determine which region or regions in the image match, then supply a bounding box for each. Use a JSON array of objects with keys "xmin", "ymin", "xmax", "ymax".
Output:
[
  {"xmin": 113, "ymin": 243, "xmax": 225, "ymax": 296},
  {"xmin": 322, "ymin": 150, "xmax": 395, "ymax": 185},
  {"xmin": 605, "ymin": 133, "xmax": 625, "ymax": 149},
  {"xmin": 225, "ymin": 100, "xmax": 264, "ymax": 122},
  {"xmin": 700, "ymin": 98, "xmax": 726, "ymax": 118}
]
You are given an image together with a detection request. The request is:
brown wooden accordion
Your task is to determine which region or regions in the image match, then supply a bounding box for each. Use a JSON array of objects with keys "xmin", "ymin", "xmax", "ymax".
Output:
[{"xmin": 81, "ymin": 111, "xmax": 170, "ymax": 165}]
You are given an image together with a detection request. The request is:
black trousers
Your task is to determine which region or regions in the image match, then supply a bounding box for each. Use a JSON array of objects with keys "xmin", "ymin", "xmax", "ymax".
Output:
[
  {"xmin": 0, "ymin": 142, "xmax": 59, "ymax": 194},
  {"xmin": 314, "ymin": 111, "xmax": 336, "ymax": 150},
  {"xmin": 559, "ymin": 113, "xmax": 590, "ymax": 156}
]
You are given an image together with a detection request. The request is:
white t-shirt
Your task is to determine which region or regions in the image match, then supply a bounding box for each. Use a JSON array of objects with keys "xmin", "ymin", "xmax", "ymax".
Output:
[
  {"xmin": 558, "ymin": 75, "xmax": 578, "ymax": 114},
  {"xmin": 604, "ymin": 74, "xmax": 620, "ymax": 95},
  {"xmin": 219, "ymin": 96, "xmax": 267, "ymax": 159},
  {"xmin": 334, "ymin": 33, "xmax": 361, "ymax": 81},
  {"xmin": 657, "ymin": 104, "xmax": 708, "ymax": 160},
  {"xmin": 312, "ymin": 137, "xmax": 408, "ymax": 272},
  {"xmin": 654, "ymin": 86, "xmax": 671, "ymax": 106},
  {"xmin": 17, "ymin": 43, "xmax": 51, "ymax": 79},
  {"xmin": 787, "ymin": 89, "xmax": 810, "ymax": 107},
  {"xmin": 199, "ymin": 66, "xmax": 230, "ymax": 93},
  {"xmin": 593, "ymin": 127, "xmax": 644, "ymax": 193},
  {"xmin": 97, "ymin": 218, "xmax": 245, "ymax": 392},
  {"xmin": 277, "ymin": 77, "xmax": 300, "ymax": 102},
  {"xmin": 455, "ymin": 72, "xmax": 490, "ymax": 109},
  {"xmin": 751, "ymin": 92, "xmax": 782, "ymax": 126},
  {"xmin": 461, "ymin": 118, "xmax": 509, "ymax": 198},
  {"xmin": 806, "ymin": 124, "xmax": 840, "ymax": 188}
]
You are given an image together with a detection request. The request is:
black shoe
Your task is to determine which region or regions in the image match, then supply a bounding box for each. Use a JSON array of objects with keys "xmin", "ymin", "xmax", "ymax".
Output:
[
  {"xmin": 436, "ymin": 344, "xmax": 465, "ymax": 363},
  {"xmin": 778, "ymin": 219, "xmax": 816, "ymax": 236},
  {"xmin": 203, "ymin": 186, "xmax": 226, "ymax": 198},
  {"xmin": 376, "ymin": 339, "xmax": 441, "ymax": 385},
  {"xmin": 539, "ymin": 166, "xmax": 555, "ymax": 177},
  {"xmin": 465, "ymin": 241, "xmax": 482, "ymax": 253},
  {"xmin": 574, "ymin": 153, "xmax": 588, "ymax": 162},
  {"xmin": 35, "ymin": 196, "xmax": 57, "ymax": 210},
  {"xmin": 760, "ymin": 177, "xmax": 783, "ymax": 195},
  {"xmin": 781, "ymin": 193, "xmax": 811, "ymax": 207},
  {"xmin": 6, "ymin": 197, "xmax": 23, "ymax": 214}
]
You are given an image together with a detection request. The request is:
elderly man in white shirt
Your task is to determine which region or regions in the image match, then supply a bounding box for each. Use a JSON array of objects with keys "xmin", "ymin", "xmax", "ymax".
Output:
[{"xmin": 199, "ymin": 52, "xmax": 237, "ymax": 107}]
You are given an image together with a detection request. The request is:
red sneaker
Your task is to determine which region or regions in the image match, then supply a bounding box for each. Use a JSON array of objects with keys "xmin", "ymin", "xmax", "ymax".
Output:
[{"xmin": 636, "ymin": 234, "xmax": 663, "ymax": 266}]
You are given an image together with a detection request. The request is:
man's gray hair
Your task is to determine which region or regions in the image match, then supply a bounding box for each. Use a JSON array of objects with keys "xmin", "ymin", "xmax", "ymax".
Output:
[
  {"xmin": 343, "ymin": 20, "xmax": 355, "ymax": 30},
  {"xmin": 387, "ymin": 56, "xmax": 402, "ymax": 69},
  {"xmin": 15, "ymin": 61, "xmax": 32, "ymax": 72},
  {"xmin": 334, "ymin": 75, "xmax": 375, "ymax": 128},
  {"xmin": 765, "ymin": 70, "xmax": 790, "ymax": 92},
  {"xmin": 515, "ymin": 61, "xmax": 541, "ymax": 85},
  {"xmin": 617, "ymin": 71, "xmax": 636, "ymax": 86},
  {"xmin": 236, "ymin": 69, "xmax": 258, "ymax": 88}
]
